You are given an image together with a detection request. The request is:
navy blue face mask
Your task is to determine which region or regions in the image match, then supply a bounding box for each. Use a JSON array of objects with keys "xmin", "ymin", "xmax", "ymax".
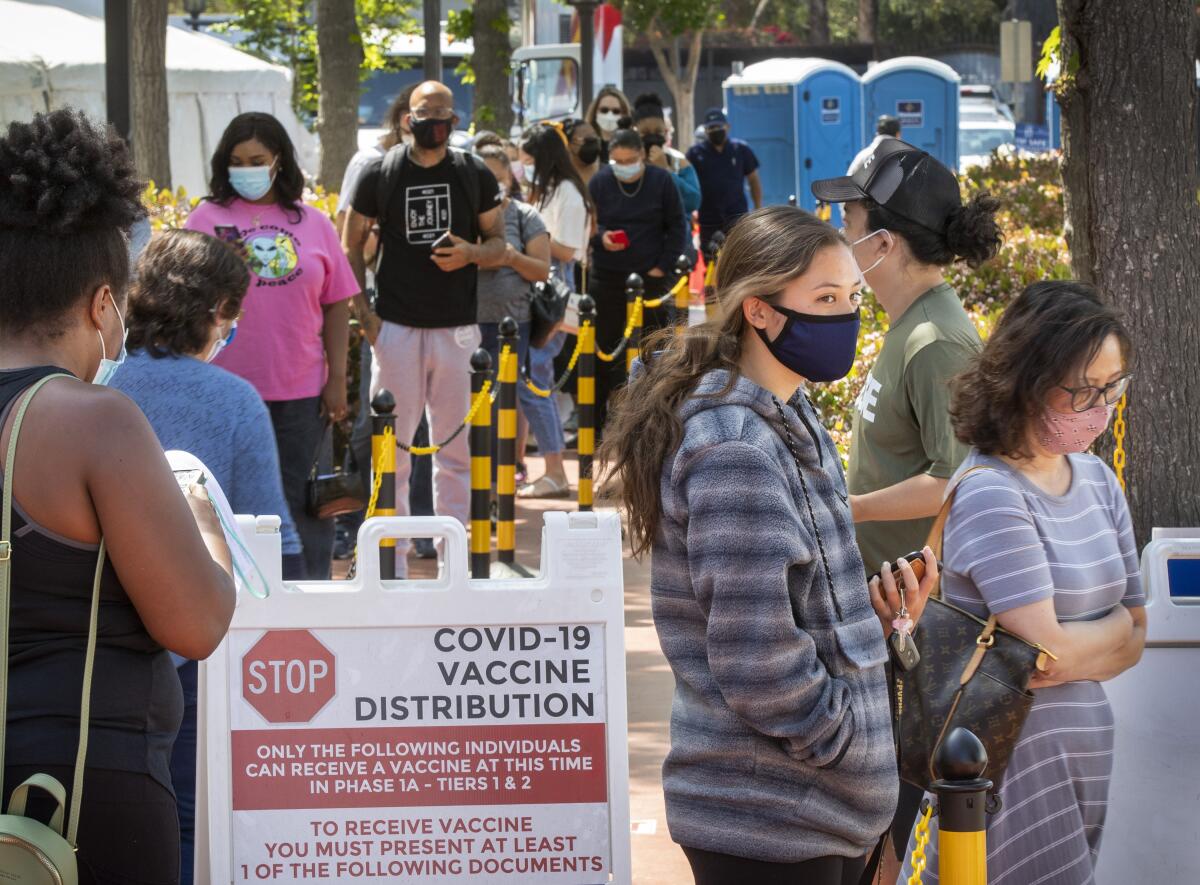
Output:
[{"xmin": 755, "ymin": 305, "xmax": 861, "ymax": 382}]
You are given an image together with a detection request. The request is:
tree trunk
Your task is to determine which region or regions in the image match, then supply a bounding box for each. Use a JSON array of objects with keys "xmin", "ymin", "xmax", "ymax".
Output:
[
  {"xmin": 648, "ymin": 28, "xmax": 703, "ymax": 151},
  {"xmin": 131, "ymin": 0, "xmax": 171, "ymax": 188},
  {"xmin": 808, "ymin": 0, "xmax": 830, "ymax": 45},
  {"xmin": 315, "ymin": 0, "xmax": 362, "ymax": 189},
  {"xmin": 857, "ymin": 0, "xmax": 878, "ymax": 45},
  {"xmin": 1057, "ymin": 0, "xmax": 1200, "ymax": 543},
  {"xmin": 472, "ymin": 0, "xmax": 514, "ymax": 133}
]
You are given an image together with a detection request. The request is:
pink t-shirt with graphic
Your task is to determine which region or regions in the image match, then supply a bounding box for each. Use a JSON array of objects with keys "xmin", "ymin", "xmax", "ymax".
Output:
[{"xmin": 184, "ymin": 199, "xmax": 359, "ymax": 402}]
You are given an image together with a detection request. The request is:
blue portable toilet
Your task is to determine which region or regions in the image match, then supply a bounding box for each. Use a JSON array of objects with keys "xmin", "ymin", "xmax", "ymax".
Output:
[
  {"xmin": 862, "ymin": 56, "xmax": 960, "ymax": 171},
  {"xmin": 723, "ymin": 58, "xmax": 863, "ymax": 225}
]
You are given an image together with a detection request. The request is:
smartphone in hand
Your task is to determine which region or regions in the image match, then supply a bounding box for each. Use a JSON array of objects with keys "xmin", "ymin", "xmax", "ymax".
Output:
[
  {"xmin": 430, "ymin": 230, "xmax": 454, "ymax": 251},
  {"xmin": 610, "ymin": 230, "xmax": 630, "ymax": 247}
]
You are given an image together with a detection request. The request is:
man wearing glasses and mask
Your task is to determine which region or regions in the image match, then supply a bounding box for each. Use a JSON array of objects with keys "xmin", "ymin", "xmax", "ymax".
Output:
[{"xmin": 342, "ymin": 80, "xmax": 506, "ymax": 576}]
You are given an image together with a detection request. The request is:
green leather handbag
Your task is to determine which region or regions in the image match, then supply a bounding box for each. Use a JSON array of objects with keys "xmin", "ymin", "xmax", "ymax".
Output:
[{"xmin": 0, "ymin": 374, "xmax": 101, "ymax": 885}]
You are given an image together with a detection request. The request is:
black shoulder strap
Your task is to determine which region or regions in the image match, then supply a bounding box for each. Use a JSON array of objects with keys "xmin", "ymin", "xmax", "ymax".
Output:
[
  {"xmin": 449, "ymin": 148, "xmax": 482, "ymax": 240},
  {"xmin": 375, "ymin": 143, "xmax": 410, "ymax": 227}
]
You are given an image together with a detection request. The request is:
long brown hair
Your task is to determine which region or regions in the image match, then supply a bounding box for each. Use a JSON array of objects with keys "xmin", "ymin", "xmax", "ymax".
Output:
[{"xmin": 598, "ymin": 206, "xmax": 845, "ymax": 556}]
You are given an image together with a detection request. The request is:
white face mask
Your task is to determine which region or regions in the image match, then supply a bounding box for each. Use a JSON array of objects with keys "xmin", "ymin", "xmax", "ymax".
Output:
[
  {"xmin": 521, "ymin": 163, "xmax": 536, "ymax": 183},
  {"xmin": 596, "ymin": 110, "xmax": 622, "ymax": 133},
  {"xmin": 205, "ymin": 320, "xmax": 238, "ymax": 363},
  {"xmin": 92, "ymin": 291, "xmax": 127, "ymax": 386},
  {"xmin": 849, "ymin": 229, "xmax": 892, "ymax": 282}
]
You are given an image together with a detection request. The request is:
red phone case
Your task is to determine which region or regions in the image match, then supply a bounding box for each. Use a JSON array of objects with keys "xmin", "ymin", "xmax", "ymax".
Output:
[{"xmin": 611, "ymin": 230, "xmax": 629, "ymax": 246}]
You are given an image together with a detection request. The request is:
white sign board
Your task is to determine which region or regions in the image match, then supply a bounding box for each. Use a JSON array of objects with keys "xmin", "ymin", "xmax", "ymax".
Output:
[
  {"xmin": 1097, "ymin": 532, "xmax": 1200, "ymax": 883},
  {"xmin": 198, "ymin": 514, "xmax": 630, "ymax": 884}
]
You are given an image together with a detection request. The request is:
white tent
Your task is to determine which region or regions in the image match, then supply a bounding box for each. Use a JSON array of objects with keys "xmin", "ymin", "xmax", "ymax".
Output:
[{"xmin": 0, "ymin": 0, "xmax": 319, "ymax": 195}]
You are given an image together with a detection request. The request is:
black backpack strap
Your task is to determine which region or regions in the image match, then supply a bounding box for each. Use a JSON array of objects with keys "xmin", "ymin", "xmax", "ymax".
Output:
[
  {"xmin": 449, "ymin": 148, "xmax": 482, "ymax": 241},
  {"xmin": 375, "ymin": 143, "xmax": 410, "ymax": 227}
]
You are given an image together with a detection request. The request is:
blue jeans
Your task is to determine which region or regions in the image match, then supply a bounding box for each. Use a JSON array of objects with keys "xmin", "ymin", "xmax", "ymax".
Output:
[
  {"xmin": 519, "ymin": 332, "xmax": 566, "ymax": 456},
  {"xmin": 266, "ymin": 397, "xmax": 332, "ymax": 580}
]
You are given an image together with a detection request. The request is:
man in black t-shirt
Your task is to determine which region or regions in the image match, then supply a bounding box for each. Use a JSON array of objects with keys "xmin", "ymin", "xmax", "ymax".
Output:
[{"xmin": 342, "ymin": 81, "xmax": 504, "ymax": 573}]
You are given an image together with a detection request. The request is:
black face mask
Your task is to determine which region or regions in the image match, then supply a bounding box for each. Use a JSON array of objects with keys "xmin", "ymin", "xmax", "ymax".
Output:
[
  {"xmin": 577, "ymin": 138, "xmax": 601, "ymax": 165},
  {"xmin": 411, "ymin": 117, "xmax": 452, "ymax": 150},
  {"xmin": 641, "ymin": 133, "xmax": 666, "ymax": 149},
  {"xmin": 707, "ymin": 128, "xmax": 728, "ymax": 147}
]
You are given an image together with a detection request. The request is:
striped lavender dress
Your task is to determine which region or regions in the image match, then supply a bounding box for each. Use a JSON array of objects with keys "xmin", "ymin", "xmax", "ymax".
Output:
[{"xmin": 898, "ymin": 451, "xmax": 1144, "ymax": 885}]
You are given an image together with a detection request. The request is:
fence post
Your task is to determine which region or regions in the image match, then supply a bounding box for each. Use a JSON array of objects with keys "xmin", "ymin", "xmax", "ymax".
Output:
[
  {"xmin": 370, "ymin": 390, "xmax": 397, "ymax": 580},
  {"xmin": 703, "ymin": 231, "xmax": 724, "ymax": 320},
  {"xmin": 673, "ymin": 253, "xmax": 691, "ymax": 332},
  {"xmin": 625, "ymin": 272, "xmax": 643, "ymax": 374},
  {"xmin": 496, "ymin": 317, "xmax": 519, "ymax": 566},
  {"xmin": 469, "ymin": 348, "xmax": 493, "ymax": 579},
  {"xmin": 932, "ymin": 727, "xmax": 992, "ymax": 885},
  {"xmin": 577, "ymin": 295, "xmax": 596, "ymax": 512}
]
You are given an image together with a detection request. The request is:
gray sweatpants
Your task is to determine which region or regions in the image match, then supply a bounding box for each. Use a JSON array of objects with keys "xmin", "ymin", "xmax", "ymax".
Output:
[{"xmin": 370, "ymin": 321, "xmax": 480, "ymax": 568}]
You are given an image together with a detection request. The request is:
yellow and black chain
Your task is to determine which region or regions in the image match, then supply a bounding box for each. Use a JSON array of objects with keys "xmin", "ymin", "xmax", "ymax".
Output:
[
  {"xmin": 394, "ymin": 347, "xmax": 507, "ymax": 455},
  {"xmin": 596, "ymin": 298, "xmax": 644, "ymax": 364},
  {"xmin": 520, "ymin": 322, "xmax": 591, "ymax": 398}
]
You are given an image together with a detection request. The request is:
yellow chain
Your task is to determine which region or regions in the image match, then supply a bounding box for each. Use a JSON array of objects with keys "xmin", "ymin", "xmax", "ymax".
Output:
[
  {"xmin": 1112, "ymin": 393, "xmax": 1128, "ymax": 493},
  {"xmin": 906, "ymin": 802, "xmax": 933, "ymax": 885},
  {"xmin": 643, "ymin": 275, "xmax": 691, "ymax": 309},
  {"xmin": 522, "ymin": 324, "xmax": 590, "ymax": 398},
  {"xmin": 408, "ymin": 381, "xmax": 493, "ymax": 455},
  {"xmin": 363, "ymin": 426, "xmax": 392, "ymax": 519},
  {"xmin": 596, "ymin": 298, "xmax": 643, "ymax": 363}
]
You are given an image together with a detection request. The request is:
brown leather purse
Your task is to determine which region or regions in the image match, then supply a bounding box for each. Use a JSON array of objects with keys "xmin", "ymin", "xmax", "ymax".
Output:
[{"xmin": 893, "ymin": 467, "xmax": 1058, "ymax": 791}]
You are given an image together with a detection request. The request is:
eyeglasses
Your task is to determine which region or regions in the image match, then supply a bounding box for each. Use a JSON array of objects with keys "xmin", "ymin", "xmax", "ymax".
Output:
[{"xmin": 1057, "ymin": 373, "xmax": 1132, "ymax": 412}]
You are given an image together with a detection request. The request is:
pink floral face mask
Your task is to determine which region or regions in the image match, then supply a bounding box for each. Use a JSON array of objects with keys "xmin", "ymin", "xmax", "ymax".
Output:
[{"xmin": 1036, "ymin": 403, "xmax": 1115, "ymax": 454}]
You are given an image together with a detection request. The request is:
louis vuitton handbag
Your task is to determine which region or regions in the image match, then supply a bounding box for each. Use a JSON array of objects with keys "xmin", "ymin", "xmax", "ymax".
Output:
[{"xmin": 893, "ymin": 467, "xmax": 1058, "ymax": 790}]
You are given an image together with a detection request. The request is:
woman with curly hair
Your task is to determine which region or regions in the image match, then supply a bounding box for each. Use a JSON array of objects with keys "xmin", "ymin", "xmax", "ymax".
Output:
[
  {"xmin": 0, "ymin": 109, "xmax": 235, "ymax": 884},
  {"xmin": 898, "ymin": 280, "xmax": 1144, "ymax": 884}
]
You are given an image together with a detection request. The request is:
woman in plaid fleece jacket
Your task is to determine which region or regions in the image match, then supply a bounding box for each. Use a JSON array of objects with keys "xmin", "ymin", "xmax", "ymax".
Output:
[{"xmin": 600, "ymin": 207, "xmax": 938, "ymax": 884}]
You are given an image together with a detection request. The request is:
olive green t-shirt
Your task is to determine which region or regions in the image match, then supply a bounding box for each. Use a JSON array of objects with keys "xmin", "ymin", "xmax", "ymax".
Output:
[{"xmin": 849, "ymin": 283, "xmax": 982, "ymax": 575}]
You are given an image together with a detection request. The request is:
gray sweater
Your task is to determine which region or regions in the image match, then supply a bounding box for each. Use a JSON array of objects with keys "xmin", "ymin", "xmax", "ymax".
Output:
[{"xmin": 652, "ymin": 369, "xmax": 897, "ymax": 862}]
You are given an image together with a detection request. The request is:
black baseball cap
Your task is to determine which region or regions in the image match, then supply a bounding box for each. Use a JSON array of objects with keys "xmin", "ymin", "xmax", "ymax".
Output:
[
  {"xmin": 811, "ymin": 138, "xmax": 962, "ymax": 234},
  {"xmin": 703, "ymin": 108, "xmax": 728, "ymax": 127}
]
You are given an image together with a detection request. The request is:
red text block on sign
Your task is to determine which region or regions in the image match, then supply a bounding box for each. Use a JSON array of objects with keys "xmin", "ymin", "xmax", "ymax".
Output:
[{"xmin": 231, "ymin": 723, "xmax": 607, "ymax": 811}]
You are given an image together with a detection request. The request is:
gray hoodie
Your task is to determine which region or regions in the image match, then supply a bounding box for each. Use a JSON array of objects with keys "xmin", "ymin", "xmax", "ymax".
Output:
[{"xmin": 652, "ymin": 369, "xmax": 898, "ymax": 863}]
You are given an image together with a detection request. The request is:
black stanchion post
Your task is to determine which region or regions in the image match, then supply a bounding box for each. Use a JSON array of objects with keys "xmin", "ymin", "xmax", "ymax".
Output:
[
  {"xmin": 577, "ymin": 296, "xmax": 596, "ymax": 512},
  {"xmin": 370, "ymin": 390, "xmax": 397, "ymax": 580},
  {"xmin": 932, "ymin": 727, "xmax": 992, "ymax": 885},
  {"xmin": 496, "ymin": 318, "xmax": 519, "ymax": 566},
  {"xmin": 625, "ymin": 272, "xmax": 644, "ymax": 374},
  {"xmin": 469, "ymin": 349, "xmax": 493, "ymax": 579},
  {"xmin": 673, "ymin": 253, "xmax": 691, "ymax": 332}
]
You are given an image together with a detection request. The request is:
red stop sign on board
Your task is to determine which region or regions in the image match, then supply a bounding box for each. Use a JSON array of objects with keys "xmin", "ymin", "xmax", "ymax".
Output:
[{"xmin": 242, "ymin": 630, "xmax": 336, "ymax": 724}]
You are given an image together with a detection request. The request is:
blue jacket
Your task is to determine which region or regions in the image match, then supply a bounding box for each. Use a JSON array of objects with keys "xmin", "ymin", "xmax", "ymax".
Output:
[{"xmin": 651, "ymin": 369, "xmax": 897, "ymax": 862}]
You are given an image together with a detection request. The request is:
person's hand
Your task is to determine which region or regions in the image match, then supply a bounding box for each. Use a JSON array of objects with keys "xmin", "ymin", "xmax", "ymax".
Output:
[
  {"xmin": 501, "ymin": 242, "xmax": 518, "ymax": 267},
  {"xmin": 601, "ymin": 230, "xmax": 627, "ymax": 252},
  {"xmin": 868, "ymin": 546, "xmax": 939, "ymax": 640},
  {"xmin": 647, "ymin": 267, "xmax": 665, "ymax": 278},
  {"xmin": 185, "ymin": 483, "xmax": 225, "ymax": 542},
  {"xmin": 321, "ymin": 375, "xmax": 349, "ymax": 423},
  {"xmin": 647, "ymin": 145, "xmax": 669, "ymax": 169},
  {"xmin": 431, "ymin": 233, "xmax": 475, "ymax": 272}
]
